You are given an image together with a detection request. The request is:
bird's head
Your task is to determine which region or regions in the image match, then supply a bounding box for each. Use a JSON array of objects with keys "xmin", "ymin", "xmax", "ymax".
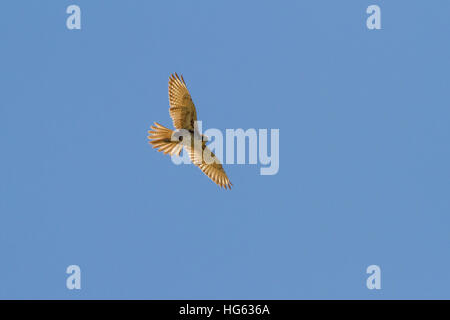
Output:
[{"xmin": 171, "ymin": 129, "xmax": 190, "ymax": 143}]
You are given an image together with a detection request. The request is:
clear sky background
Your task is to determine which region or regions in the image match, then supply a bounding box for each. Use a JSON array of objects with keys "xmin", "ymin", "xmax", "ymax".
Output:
[{"xmin": 1, "ymin": 0, "xmax": 449, "ymax": 299}]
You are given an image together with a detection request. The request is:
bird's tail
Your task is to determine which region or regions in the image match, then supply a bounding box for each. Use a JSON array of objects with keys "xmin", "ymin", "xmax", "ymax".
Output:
[{"xmin": 148, "ymin": 122, "xmax": 183, "ymax": 156}]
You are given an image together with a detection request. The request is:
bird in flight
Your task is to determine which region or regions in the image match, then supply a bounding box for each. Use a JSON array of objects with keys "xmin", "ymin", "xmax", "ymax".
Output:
[{"xmin": 148, "ymin": 73, "xmax": 232, "ymax": 189}]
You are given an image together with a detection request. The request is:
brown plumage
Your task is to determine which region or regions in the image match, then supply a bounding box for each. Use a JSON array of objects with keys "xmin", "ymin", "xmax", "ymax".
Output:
[
  {"xmin": 148, "ymin": 73, "xmax": 232, "ymax": 189},
  {"xmin": 168, "ymin": 73, "xmax": 198, "ymax": 132}
]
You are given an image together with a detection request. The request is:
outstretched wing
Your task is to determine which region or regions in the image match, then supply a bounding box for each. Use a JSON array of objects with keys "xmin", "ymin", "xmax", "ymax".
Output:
[
  {"xmin": 185, "ymin": 144, "xmax": 232, "ymax": 189},
  {"xmin": 168, "ymin": 73, "xmax": 197, "ymax": 131}
]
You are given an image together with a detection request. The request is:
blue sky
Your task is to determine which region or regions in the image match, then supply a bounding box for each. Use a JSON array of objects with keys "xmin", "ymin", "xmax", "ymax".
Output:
[{"xmin": 1, "ymin": 0, "xmax": 450, "ymax": 299}]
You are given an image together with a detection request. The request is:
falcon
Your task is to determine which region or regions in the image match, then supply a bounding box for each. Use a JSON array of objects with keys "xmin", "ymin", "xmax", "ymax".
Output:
[{"xmin": 148, "ymin": 73, "xmax": 232, "ymax": 189}]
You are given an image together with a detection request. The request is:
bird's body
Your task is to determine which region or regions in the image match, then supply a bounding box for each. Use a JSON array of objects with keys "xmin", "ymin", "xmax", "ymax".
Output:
[{"xmin": 148, "ymin": 73, "xmax": 232, "ymax": 189}]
